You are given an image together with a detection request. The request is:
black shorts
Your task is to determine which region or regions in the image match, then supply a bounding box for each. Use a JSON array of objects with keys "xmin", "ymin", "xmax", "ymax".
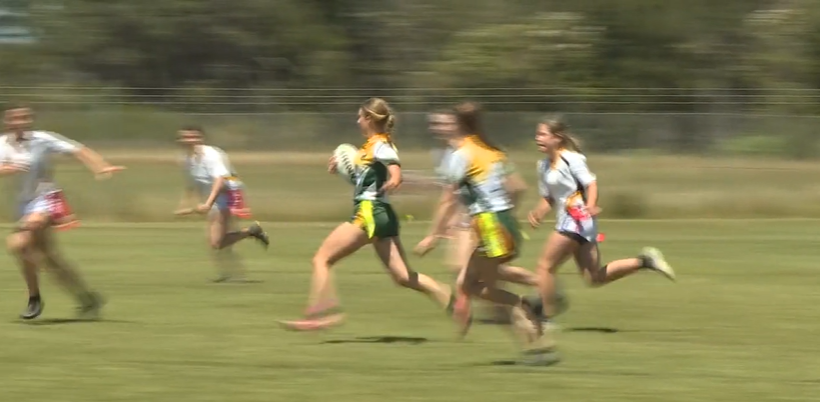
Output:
[{"xmin": 558, "ymin": 230, "xmax": 590, "ymax": 245}]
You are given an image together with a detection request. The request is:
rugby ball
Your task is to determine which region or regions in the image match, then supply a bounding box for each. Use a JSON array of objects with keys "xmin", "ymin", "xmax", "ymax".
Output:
[{"xmin": 333, "ymin": 143, "xmax": 358, "ymax": 182}]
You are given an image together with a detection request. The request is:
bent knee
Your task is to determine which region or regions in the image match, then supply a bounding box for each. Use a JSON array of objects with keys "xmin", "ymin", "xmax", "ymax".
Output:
[
  {"xmin": 392, "ymin": 270, "xmax": 419, "ymax": 288},
  {"xmin": 6, "ymin": 232, "xmax": 32, "ymax": 253},
  {"xmin": 536, "ymin": 259, "xmax": 560, "ymax": 274},
  {"xmin": 581, "ymin": 269, "xmax": 606, "ymax": 287},
  {"xmin": 312, "ymin": 251, "xmax": 335, "ymax": 269}
]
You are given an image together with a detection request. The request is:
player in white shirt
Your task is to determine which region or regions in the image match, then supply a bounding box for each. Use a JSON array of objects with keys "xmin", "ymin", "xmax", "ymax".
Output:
[
  {"xmin": 174, "ymin": 126, "xmax": 269, "ymax": 282},
  {"xmin": 527, "ymin": 115, "xmax": 676, "ymax": 325},
  {"xmin": 0, "ymin": 105, "xmax": 125, "ymax": 320}
]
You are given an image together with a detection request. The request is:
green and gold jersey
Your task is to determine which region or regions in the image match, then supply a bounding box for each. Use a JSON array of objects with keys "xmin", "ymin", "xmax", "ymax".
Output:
[
  {"xmin": 442, "ymin": 135, "xmax": 513, "ymax": 215},
  {"xmin": 352, "ymin": 133, "xmax": 400, "ymax": 204}
]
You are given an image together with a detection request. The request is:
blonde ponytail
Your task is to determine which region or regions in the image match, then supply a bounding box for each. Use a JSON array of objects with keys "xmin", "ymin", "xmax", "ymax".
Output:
[
  {"xmin": 361, "ymin": 97, "xmax": 396, "ymax": 136},
  {"xmin": 384, "ymin": 113, "xmax": 396, "ymax": 135}
]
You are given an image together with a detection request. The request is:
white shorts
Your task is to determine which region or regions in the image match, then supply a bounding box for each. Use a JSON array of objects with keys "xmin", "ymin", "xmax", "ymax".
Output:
[
  {"xmin": 555, "ymin": 213, "xmax": 598, "ymax": 243},
  {"xmin": 18, "ymin": 195, "xmax": 49, "ymax": 219}
]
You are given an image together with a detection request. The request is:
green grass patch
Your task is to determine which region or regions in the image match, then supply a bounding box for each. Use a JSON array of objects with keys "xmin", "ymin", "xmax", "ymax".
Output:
[{"xmin": 0, "ymin": 220, "xmax": 817, "ymax": 401}]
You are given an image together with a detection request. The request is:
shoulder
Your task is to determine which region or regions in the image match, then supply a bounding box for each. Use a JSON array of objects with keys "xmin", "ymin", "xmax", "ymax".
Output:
[
  {"xmin": 30, "ymin": 130, "xmax": 58, "ymax": 141},
  {"xmin": 450, "ymin": 146, "xmax": 471, "ymax": 161},
  {"xmin": 560, "ymin": 150, "xmax": 587, "ymax": 165},
  {"xmin": 203, "ymin": 145, "xmax": 228, "ymax": 159},
  {"xmin": 201, "ymin": 145, "xmax": 219, "ymax": 155},
  {"xmin": 374, "ymin": 139, "xmax": 397, "ymax": 152},
  {"xmin": 373, "ymin": 140, "xmax": 399, "ymax": 161}
]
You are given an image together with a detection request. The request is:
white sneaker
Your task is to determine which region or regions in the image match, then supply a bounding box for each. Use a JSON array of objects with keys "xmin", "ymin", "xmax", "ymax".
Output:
[{"xmin": 640, "ymin": 247, "xmax": 676, "ymax": 281}]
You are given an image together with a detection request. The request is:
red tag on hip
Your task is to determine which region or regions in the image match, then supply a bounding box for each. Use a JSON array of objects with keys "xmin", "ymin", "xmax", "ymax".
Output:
[
  {"xmin": 44, "ymin": 190, "xmax": 80, "ymax": 231},
  {"xmin": 227, "ymin": 188, "xmax": 251, "ymax": 219}
]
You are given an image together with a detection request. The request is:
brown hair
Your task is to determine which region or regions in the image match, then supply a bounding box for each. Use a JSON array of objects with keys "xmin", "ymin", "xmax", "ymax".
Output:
[
  {"xmin": 180, "ymin": 125, "xmax": 205, "ymax": 135},
  {"xmin": 361, "ymin": 98, "xmax": 396, "ymax": 135},
  {"xmin": 541, "ymin": 114, "xmax": 582, "ymax": 153},
  {"xmin": 453, "ymin": 101, "xmax": 502, "ymax": 151},
  {"xmin": 429, "ymin": 108, "xmax": 453, "ymax": 118}
]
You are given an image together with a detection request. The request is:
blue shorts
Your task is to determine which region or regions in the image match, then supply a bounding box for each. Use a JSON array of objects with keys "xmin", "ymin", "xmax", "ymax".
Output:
[{"xmin": 210, "ymin": 193, "xmax": 230, "ymax": 213}]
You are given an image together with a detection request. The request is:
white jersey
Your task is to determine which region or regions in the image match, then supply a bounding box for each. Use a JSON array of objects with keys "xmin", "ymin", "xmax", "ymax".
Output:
[
  {"xmin": 0, "ymin": 130, "xmax": 80, "ymax": 204},
  {"xmin": 432, "ymin": 145, "xmax": 470, "ymax": 227},
  {"xmin": 183, "ymin": 145, "xmax": 240, "ymax": 200},
  {"xmin": 537, "ymin": 150, "xmax": 598, "ymax": 240}
]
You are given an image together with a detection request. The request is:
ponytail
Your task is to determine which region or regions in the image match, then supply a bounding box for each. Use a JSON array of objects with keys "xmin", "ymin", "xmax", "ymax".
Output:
[
  {"xmin": 453, "ymin": 101, "xmax": 503, "ymax": 152},
  {"xmin": 563, "ymin": 134, "xmax": 582, "ymax": 153}
]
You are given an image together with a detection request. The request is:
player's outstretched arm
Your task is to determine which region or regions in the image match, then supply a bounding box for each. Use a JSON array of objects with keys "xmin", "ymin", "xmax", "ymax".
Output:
[{"xmin": 72, "ymin": 146, "xmax": 126, "ymax": 179}]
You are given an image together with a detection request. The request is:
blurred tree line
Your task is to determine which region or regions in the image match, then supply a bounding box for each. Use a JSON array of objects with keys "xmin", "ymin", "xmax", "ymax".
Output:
[
  {"xmin": 2, "ymin": 1, "xmax": 814, "ymax": 105},
  {"xmin": 0, "ymin": 0, "xmax": 820, "ymax": 154}
]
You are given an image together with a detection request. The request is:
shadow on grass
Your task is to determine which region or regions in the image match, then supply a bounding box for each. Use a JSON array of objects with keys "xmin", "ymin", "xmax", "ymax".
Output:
[
  {"xmin": 322, "ymin": 336, "xmax": 429, "ymax": 345},
  {"xmin": 487, "ymin": 359, "xmax": 562, "ymax": 367},
  {"xmin": 565, "ymin": 326, "xmax": 619, "ymax": 334},
  {"xmin": 19, "ymin": 318, "xmax": 138, "ymax": 326},
  {"xmin": 210, "ymin": 279, "xmax": 265, "ymax": 284}
]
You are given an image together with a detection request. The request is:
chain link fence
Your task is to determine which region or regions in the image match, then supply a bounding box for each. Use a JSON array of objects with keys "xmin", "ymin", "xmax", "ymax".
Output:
[{"xmin": 0, "ymin": 86, "xmax": 815, "ymax": 155}]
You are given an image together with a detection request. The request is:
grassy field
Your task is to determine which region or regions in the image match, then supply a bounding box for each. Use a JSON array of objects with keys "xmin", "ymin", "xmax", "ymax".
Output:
[
  {"xmin": 0, "ymin": 220, "xmax": 818, "ymax": 401},
  {"xmin": 4, "ymin": 150, "xmax": 820, "ymax": 223}
]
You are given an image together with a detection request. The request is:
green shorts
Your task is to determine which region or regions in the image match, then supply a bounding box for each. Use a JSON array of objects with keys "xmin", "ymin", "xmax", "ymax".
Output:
[
  {"xmin": 351, "ymin": 200, "xmax": 400, "ymax": 239},
  {"xmin": 471, "ymin": 209, "xmax": 521, "ymax": 259}
]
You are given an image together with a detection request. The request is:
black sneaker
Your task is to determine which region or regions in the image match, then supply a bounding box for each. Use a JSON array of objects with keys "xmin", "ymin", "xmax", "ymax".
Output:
[
  {"xmin": 247, "ymin": 222, "xmax": 269, "ymax": 249},
  {"xmin": 77, "ymin": 291, "xmax": 104, "ymax": 318},
  {"xmin": 20, "ymin": 295, "xmax": 43, "ymax": 320}
]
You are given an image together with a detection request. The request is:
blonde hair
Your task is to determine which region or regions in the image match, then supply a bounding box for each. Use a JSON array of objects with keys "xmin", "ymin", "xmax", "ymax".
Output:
[
  {"xmin": 361, "ymin": 98, "xmax": 396, "ymax": 134},
  {"xmin": 541, "ymin": 114, "xmax": 582, "ymax": 153}
]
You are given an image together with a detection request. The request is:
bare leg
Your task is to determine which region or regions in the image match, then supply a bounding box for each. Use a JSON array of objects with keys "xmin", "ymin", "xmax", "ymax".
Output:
[
  {"xmin": 460, "ymin": 252, "xmax": 543, "ymax": 345},
  {"xmin": 535, "ymin": 232, "xmax": 576, "ymax": 318},
  {"xmin": 497, "ymin": 264, "xmax": 538, "ymax": 286},
  {"xmin": 208, "ymin": 210, "xmax": 233, "ymax": 281},
  {"xmin": 37, "ymin": 226, "xmax": 103, "ymax": 317},
  {"xmin": 38, "ymin": 228, "xmax": 90, "ymax": 295},
  {"xmin": 575, "ymin": 244, "xmax": 676, "ymax": 285},
  {"xmin": 7, "ymin": 213, "xmax": 49, "ymax": 319},
  {"xmin": 576, "ymin": 243, "xmax": 641, "ymax": 286},
  {"xmin": 279, "ymin": 222, "xmax": 369, "ymax": 331},
  {"xmin": 306, "ymin": 223, "xmax": 369, "ymax": 311},
  {"xmin": 374, "ymin": 236, "xmax": 452, "ymax": 308}
]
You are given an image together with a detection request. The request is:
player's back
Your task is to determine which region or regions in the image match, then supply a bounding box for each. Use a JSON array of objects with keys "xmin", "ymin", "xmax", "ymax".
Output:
[{"xmin": 455, "ymin": 137, "xmax": 512, "ymax": 215}]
